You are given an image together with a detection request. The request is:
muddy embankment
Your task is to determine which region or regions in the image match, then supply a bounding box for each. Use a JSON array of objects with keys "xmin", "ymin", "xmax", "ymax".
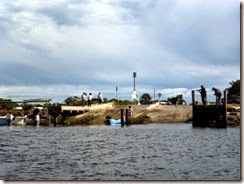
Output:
[
  {"xmin": 64, "ymin": 103, "xmax": 192, "ymax": 126},
  {"xmin": 64, "ymin": 103, "xmax": 240, "ymax": 126}
]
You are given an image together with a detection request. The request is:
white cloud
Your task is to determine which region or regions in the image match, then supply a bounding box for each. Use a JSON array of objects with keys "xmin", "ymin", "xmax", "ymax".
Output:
[{"xmin": 0, "ymin": 0, "xmax": 240, "ymax": 102}]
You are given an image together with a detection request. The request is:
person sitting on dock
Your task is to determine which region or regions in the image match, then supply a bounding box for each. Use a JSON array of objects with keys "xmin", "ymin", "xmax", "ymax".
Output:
[
  {"xmin": 212, "ymin": 87, "xmax": 222, "ymax": 105},
  {"xmin": 197, "ymin": 85, "xmax": 207, "ymax": 105}
]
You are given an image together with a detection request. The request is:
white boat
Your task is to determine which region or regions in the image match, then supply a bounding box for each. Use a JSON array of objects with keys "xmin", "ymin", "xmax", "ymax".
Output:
[
  {"xmin": 0, "ymin": 116, "xmax": 25, "ymax": 126},
  {"xmin": 11, "ymin": 117, "xmax": 25, "ymax": 126},
  {"xmin": 0, "ymin": 116, "xmax": 7, "ymax": 125}
]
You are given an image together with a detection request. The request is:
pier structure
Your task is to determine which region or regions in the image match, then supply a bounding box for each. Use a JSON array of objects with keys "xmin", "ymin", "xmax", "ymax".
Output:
[
  {"xmin": 192, "ymin": 90, "xmax": 227, "ymax": 128},
  {"xmin": 48, "ymin": 103, "xmax": 113, "ymax": 126}
]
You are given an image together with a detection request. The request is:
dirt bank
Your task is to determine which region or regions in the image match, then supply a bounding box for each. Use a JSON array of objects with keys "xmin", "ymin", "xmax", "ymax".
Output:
[
  {"xmin": 64, "ymin": 103, "xmax": 240, "ymax": 126},
  {"xmin": 64, "ymin": 103, "xmax": 192, "ymax": 126}
]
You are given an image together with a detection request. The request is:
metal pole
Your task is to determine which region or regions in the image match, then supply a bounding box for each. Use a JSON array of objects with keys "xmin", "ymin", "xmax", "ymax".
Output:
[
  {"xmin": 121, "ymin": 109, "xmax": 124, "ymax": 127},
  {"xmin": 192, "ymin": 90, "xmax": 195, "ymax": 106},
  {"xmin": 133, "ymin": 72, "xmax": 136, "ymax": 91},
  {"xmin": 154, "ymin": 89, "xmax": 155, "ymax": 101}
]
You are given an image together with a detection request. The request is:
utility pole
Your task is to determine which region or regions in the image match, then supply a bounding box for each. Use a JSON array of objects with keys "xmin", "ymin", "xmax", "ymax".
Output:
[
  {"xmin": 154, "ymin": 89, "xmax": 155, "ymax": 101},
  {"xmin": 116, "ymin": 86, "xmax": 118, "ymax": 100}
]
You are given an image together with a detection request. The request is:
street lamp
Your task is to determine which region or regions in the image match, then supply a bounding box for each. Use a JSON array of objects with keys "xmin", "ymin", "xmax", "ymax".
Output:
[
  {"xmin": 116, "ymin": 86, "xmax": 118, "ymax": 100},
  {"xmin": 133, "ymin": 72, "xmax": 136, "ymax": 91},
  {"xmin": 132, "ymin": 72, "xmax": 138, "ymax": 101}
]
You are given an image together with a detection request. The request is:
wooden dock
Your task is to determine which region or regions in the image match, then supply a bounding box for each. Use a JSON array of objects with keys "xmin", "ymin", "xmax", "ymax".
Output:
[
  {"xmin": 48, "ymin": 103, "xmax": 113, "ymax": 125},
  {"xmin": 192, "ymin": 90, "xmax": 227, "ymax": 128}
]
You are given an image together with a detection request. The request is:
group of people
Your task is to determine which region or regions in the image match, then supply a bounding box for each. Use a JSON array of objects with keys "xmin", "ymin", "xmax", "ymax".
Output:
[
  {"xmin": 197, "ymin": 85, "xmax": 222, "ymax": 105},
  {"xmin": 81, "ymin": 92, "xmax": 104, "ymax": 107}
]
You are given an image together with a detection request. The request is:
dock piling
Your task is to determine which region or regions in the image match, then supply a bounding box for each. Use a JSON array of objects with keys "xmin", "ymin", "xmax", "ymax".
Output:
[
  {"xmin": 121, "ymin": 109, "xmax": 124, "ymax": 126},
  {"xmin": 192, "ymin": 89, "xmax": 227, "ymax": 128}
]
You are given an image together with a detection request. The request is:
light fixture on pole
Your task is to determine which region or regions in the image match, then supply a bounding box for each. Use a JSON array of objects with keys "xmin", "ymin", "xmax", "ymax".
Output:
[
  {"xmin": 116, "ymin": 86, "xmax": 118, "ymax": 100},
  {"xmin": 133, "ymin": 72, "xmax": 136, "ymax": 91},
  {"xmin": 132, "ymin": 72, "xmax": 137, "ymax": 100}
]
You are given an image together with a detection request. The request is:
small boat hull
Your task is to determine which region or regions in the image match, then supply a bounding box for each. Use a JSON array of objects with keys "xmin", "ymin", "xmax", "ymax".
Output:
[
  {"xmin": 0, "ymin": 117, "xmax": 7, "ymax": 126},
  {"xmin": 12, "ymin": 117, "xmax": 25, "ymax": 126},
  {"xmin": 0, "ymin": 116, "xmax": 25, "ymax": 126},
  {"xmin": 109, "ymin": 119, "xmax": 121, "ymax": 125}
]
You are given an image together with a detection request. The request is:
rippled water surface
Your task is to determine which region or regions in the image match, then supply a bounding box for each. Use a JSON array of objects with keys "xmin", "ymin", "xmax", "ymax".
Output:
[{"xmin": 0, "ymin": 123, "xmax": 240, "ymax": 180}]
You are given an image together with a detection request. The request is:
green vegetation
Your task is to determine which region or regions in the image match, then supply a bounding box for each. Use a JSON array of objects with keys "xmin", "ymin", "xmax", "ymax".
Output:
[
  {"xmin": 140, "ymin": 93, "xmax": 152, "ymax": 102},
  {"xmin": 63, "ymin": 96, "xmax": 135, "ymax": 106},
  {"xmin": 167, "ymin": 94, "xmax": 183, "ymax": 105},
  {"xmin": 108, "ymin": 99, "xmax": 135, "ymax": 105},
  {"xmin": 227, "ymin": 79, "xmax": 240, "ymax": 96},
  {"xmin": 64, "ymin": 96, "xmax": 82, "ymax": 106},
  {"xmin": 22, "ymin": 104, "xmax": 34, "ymax": 111},
  {"xmin": 0, "ymin": 98, "xmax": 17, "ymax": 110}
]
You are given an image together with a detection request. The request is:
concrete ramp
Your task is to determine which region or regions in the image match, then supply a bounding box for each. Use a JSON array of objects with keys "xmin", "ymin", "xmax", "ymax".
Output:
[{"xmin": 60, "ymin": 103, "xmax": 113, "ymax": 113}]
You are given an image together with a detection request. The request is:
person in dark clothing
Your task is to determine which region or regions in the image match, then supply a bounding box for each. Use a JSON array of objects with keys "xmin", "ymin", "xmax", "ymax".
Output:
[
  {"xmin": 33, "ymin": 107, "xmax": 40, "ymax": 126},
  {"xmin": 197, "ymin": 85, "xmax": 207, "ymax": 105},
  {"xmin": 212, "ymin": 87, "xmax": 222, "ymax": 105}
]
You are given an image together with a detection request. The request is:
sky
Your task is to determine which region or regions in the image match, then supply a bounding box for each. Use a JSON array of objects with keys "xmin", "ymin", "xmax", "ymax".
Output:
[{"xmin": 0, "ymin": 0, "xmax": 240, "ymax": 104}]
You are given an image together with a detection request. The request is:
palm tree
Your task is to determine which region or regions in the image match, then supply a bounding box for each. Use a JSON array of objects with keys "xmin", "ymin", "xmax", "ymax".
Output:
[{"xmin": 158, "ymin": 93, "xmax": 162, "ymax": 101}]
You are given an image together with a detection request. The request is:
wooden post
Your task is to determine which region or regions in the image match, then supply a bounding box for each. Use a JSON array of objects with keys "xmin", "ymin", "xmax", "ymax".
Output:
[
  {"xmin": 54, "ymin": 117, "xmax": 58, "ymax": 127},
  {"xmin": 192, "ymin": 90, "xmax": 195, "ymax": 126},
  {"xmin": 121, "ymin": 109, "xmax": 124, "ymax": 126},
  {"xmin": 125, "ymin": 109, "xmax": 129, "ymax": 126},
  {"xmin": 224, "ymin": 90, "xmax": 227, "ymax": 107},
  {"xmin": 192, "ymin": 90, "xmax": 195, "ymax": 106},
  {"xmin": 223, "ymin": 90, "xmax": 227, "ymax": 127}
]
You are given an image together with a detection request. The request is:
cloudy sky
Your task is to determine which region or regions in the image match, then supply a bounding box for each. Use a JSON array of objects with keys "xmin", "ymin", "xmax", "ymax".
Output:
[{"xmin": 0, "ymin": 0, "xmax": 240, "ymax": 103}]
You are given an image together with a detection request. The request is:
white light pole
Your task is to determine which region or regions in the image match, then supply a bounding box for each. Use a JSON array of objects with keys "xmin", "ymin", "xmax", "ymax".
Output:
[{"xmin": 132, "ymin": 72, "xmax": 138, "ymax": 101}]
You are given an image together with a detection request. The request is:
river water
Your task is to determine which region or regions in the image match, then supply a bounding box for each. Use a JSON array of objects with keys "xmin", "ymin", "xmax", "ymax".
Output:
[{"xmin": 0, "ymin": 123, "xmax": 240, "ymax": 181}]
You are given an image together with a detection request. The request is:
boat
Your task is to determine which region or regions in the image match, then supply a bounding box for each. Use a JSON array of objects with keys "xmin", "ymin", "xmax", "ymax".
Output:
[
  {"xmin": 0, "ymin": 116, "xmax": 25, "ymax": 126},
  {"xmin": 104, "ymin": 115, "xmax": 124, "ymax": 126},
  {"xmin": 0, "ymin": 116, "xmax": 7, "ymax": 125},
  {"xmin": 11, "ymin": 117, "xmax": 25, "ymax": 126},
  {"xmin": 109, "ymin": 119, "xmax": 122, "ymax": 125}
]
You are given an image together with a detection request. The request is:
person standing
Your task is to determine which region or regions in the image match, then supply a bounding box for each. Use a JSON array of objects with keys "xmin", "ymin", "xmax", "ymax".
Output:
[
  {"xmin": 98, "ymin": 92, "xmax": 104, "ymax": 105},
  {"xmin": 212, "ymin": 87, "xmax": 222, "ymax": 105},
  {"xmin": 128, "ymin": 106, "xmax": 133, "ymax": 117},
  {"xmin": 197, "ymin": 85, "xmax": 207, "ymax": 105},
  {"xmin": 33, "ymin": 107, "xmax": 40, "ymax": 126},
  {"xmin": 88, "ymin": 93, "xmax": 93, "ymax": 107},
  {"xmin": 82, "ymin": 92, "xmax": 87, "ymax": 106},
  {"xmin": 6, "ymin": 113, "xmax": 13, "ymax": 126}
]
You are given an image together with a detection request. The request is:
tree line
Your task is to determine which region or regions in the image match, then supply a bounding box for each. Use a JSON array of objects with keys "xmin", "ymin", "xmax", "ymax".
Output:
[{"xmin": 0, "ymin": 79, "xmax": 240, "ymax": 110}]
